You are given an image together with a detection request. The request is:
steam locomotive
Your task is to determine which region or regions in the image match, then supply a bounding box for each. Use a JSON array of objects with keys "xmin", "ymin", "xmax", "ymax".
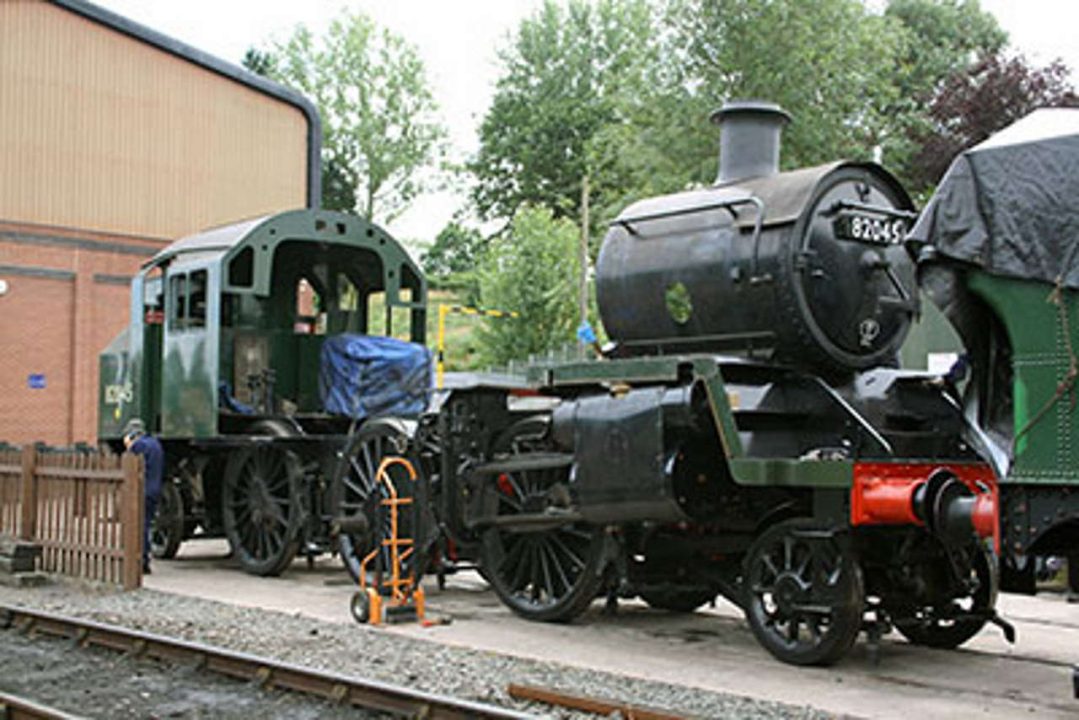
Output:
[
  {"xmin": 99, "ymin": 209, "xmax": 430, "ymax": 576},
  {"xmin": 102, "ymin": 100, "xmax": 1079, "ymax": 667},
  {"xmin": 338, "ymin": 102, "xmax": 1005, "ymax": 665}
]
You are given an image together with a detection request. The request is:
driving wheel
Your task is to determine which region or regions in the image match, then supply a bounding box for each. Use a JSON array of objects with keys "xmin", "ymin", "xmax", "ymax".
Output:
[
  {"xmin": 894, "ymin": 544, "xmax": 997, "ymax": 649},
  {"xmin": 744, "ymin": 518, "xmax": 864, "ymax": 665},
  {"xmin": 150, "ymin": 480, "xmax": 184, "ymax": 560},
  {"xmin": 478, "ymin": 417, "xmax": 607, "ymax": 623},
  {"xmin": 334, "ymin": 421, "xmax": 420, "ymax": 583},
  {"xmin": 222, "ymin": 443, "xmax": 304, "ymax": 576}
]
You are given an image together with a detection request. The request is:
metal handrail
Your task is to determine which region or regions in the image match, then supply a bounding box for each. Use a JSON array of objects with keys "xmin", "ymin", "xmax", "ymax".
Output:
[{"xmin": 611, "ymin": 196, "xmax": 769, "ymax": 281}]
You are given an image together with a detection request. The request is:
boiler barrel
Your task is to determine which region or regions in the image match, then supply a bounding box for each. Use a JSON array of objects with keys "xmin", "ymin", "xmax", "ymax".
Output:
[{"xmin": 595, "ymin": 163, "xmax": 917, "ymax": 373}]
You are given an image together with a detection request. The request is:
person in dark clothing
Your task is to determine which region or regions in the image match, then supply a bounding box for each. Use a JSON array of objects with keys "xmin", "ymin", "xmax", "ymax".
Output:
[{"xmin": 123, "ymin": 418, "xmax": 164, "ymax": 574}]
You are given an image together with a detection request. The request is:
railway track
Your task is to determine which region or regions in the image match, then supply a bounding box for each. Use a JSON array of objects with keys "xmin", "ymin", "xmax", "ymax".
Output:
[
  {"xmin": 0, "ymin": 692, "xmax": 84, "ymax": 720},
  {"xmin": 0, "ymin": 605, "xmax": 534, "ymax": 720}
]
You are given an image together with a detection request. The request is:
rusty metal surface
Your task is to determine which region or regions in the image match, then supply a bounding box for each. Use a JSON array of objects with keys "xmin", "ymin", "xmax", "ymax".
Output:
[
  {"xmin": 0, "ymin": 691, "xmax": 86, "ymax": 720},
  {"xmin": 508, "ymin": 683, "xmax": 688, "ymax": 720},
  {"xmin": 1, "ymin": 605, "xmax": 534, "ymax": 720}
]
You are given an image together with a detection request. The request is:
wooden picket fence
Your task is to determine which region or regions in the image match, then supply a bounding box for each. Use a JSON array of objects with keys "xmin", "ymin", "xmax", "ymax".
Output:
[{"xmin": 0, "ymin": 446, "xmax": 144, "ymax": 589}]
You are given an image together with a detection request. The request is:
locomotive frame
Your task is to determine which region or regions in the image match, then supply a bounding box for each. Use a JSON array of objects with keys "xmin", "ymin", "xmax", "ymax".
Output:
[
  {"xmin": 98, "ymin": 209, "xmax": 427, "ymax": 575},
  {"xmin": 347, "ymin": 349, "xmax": 1002, "ymax": 666},
  {"xmin": 336, "ymin": 102, "xmax": 1006, "ymax": 666}
]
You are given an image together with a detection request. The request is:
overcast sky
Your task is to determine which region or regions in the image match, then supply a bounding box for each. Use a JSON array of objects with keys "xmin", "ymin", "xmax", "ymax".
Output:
[{"xmin": 91, "ymin": 0, "xmax": 1079, "ymax": 247}]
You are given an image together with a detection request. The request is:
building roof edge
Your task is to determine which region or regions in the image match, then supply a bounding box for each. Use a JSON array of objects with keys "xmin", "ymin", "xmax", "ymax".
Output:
[{"xmin": 49, "ymin": 0, "xmax": 322, "ymax": 208}]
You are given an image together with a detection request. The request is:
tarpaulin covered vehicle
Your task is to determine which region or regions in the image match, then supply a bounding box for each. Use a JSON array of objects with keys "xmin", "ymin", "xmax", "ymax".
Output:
[{"xmin": 911, "ymin": 108, "xmax": 1079, "ymax": 594}]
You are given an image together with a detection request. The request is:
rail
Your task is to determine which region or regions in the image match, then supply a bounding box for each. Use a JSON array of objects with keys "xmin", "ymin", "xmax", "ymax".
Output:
[
  {"xmin": 507, "ymin": 683, "xmax": 687, "ymax": 720},
  {"xmin": 0, "ymin": 692, "xmax": 85, "ymax": 720},
  {"xmin": 0, "ymin": 605, "xmax": 534, "ymax": 720}
]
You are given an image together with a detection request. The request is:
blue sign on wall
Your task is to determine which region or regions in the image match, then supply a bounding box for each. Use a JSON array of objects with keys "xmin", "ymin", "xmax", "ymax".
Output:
[{"xmin": 27, "ymin": 374, "xmax": 46, "ymax": 390}]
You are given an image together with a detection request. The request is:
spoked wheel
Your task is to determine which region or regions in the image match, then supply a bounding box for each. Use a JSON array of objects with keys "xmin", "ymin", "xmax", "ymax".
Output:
[
  {"xmin": 895, "ymin": 544, "xmax": 997, "ymax": 649},
  {"xmin": 479, "ymin": 417, "xmax": 607, "ymax": 623},
  {"xmin": 151, "ymin": 481, "xmax": 184, "ymax": 560},
  {"xmin": 334, "ymin": 421, "xmax": 419, "ymax": 584},
  {"xmin": 222, "ymin": 443, "xmax": 304, "ymax": 576},
  {"xmin": 744, "ymin": 519, "xmax": 864, "ymax": 666}
]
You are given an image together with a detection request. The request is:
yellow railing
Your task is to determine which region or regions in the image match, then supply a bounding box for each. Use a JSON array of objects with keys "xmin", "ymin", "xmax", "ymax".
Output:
[{"xmin": 435, "ymin": 303, "xmax": 519, "ymax": 388}]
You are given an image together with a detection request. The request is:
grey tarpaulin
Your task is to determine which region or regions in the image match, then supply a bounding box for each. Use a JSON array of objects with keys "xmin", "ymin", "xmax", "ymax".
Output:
[{"xmin": 909, "ymin": 108, "xmax": 1079, "ymax": 288}]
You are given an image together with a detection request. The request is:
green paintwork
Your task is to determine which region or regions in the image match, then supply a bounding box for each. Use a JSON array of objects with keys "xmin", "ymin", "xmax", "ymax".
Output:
[
  {"xmin": 98, "ymin": 273, "xmax": 157, "ymax": 439},
  {"xmin": 98, "ymin": 209, "xmax": 427, "ymax": 441},
  {"xmin": 968, "ymin": 271, "xmax": 1079, "ymax": 486},
  {"xmin": 160, "ymin": 257, "xmax": 219, "ymax": 437},
  {"xmin": 527, "ymin": 354, "xmax": 695, "ymax": 386},
  {"xmin": 899, "ymin": 298, "xmax": 964, "ymax": 370},
  {"xmin": 729, "ymin": 458, "xmax": 853, "ymax": 487}
]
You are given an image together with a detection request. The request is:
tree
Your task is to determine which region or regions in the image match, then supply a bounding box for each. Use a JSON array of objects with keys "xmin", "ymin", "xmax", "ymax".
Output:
[
  {"xmin": 421, "ymin": 221, "xmax": 487, "ymax": 277},
  {"xmin": 477, "ymin": 206, "xmax": 581, "ymax": 365},
  {"xmin": 663, "ymin": 0, "xmax": 906, "ymax": 177},
  {"xmin": 883, "ymin": 0, "xmax": 1007, "ymax": 191},
  {"xmin": 241, "ymin": 48, "xmax": 277, "ymax": 77},
  {"xmin": 245, "ymin": 11, "xmax": 446, "ymax": 222},
  {"xmin": 885, "ymin": 0, "xmax": 1007, "ymax": 99},
  {"xmin": 469, "ymin": 0, "xmax": 662, "ymax": 227},
  {"xmin": 910, "ymin": 53, "xmax": 1079, "ymax": 189}
]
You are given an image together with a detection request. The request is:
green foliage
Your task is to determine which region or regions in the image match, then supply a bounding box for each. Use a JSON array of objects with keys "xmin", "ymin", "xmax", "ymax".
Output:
[
  {"xmin": 477, "ymin": 207, "xmax": 581, "ymax": 365},
  {"xmin": 884, "ymin": 0, "xmax": 1008, "ymax": 191},
  {"xmin": 885, "ymin": 0, "xmax": 1007, "ymax": 99},
  {"xmin": 421, "ymin": 221, "xmax": 487, "ymax": 277},
  {"xmin": 469, "ymin": 0, "xmax": 663, "ymax": 229},
  {"xmin": 241, "ymin": 48, "xmax": 277, "ymax": 77},
  {"xmin": 473, "ymin": 0, "xmax": 1017, "ymax": 225},
  {"xmin": 665, "ymin": 0, "xmax": 904, "ymax": 174},
  {"xmin": 245, "ymin": 11, "xmax": 446, "ymax": 222}
]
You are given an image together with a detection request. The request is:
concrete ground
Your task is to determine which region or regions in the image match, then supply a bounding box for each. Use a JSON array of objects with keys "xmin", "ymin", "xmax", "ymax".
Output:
[{"xmin": 146, "ymin": 539, "xmax": 1079, "ymax": 719}]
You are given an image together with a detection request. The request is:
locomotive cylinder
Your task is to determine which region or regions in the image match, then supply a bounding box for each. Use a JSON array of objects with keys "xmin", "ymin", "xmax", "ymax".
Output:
[
  {"xmin": 549, "ymin": 384, "xmax": 702, "ymax": 524},
  {"xmin": 595, "ymin": 101, "xmax": 917, "ymax": 374}
]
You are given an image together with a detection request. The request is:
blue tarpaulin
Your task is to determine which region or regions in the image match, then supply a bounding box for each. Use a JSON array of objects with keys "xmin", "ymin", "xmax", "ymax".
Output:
[{"xmin": 319, "ymin": 335, "xmax": 432, "ymax": 420}]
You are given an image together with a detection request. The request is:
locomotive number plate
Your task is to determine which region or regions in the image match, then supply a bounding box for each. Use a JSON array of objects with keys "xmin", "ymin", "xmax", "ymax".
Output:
[{"xmin": 833, "ymin": 211, "xmax": 908, "ymax": 246}]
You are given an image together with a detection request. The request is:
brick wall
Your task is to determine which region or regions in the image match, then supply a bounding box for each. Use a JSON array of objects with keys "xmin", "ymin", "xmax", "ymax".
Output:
[{"xmin": 0, "ymin": 220, "xmax": 164, "ymax": 445}]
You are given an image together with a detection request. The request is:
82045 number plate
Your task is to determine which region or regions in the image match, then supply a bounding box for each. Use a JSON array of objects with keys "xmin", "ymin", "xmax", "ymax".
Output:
[{"xmin": 833, "ymin": 211, "xmax": 908, "ymax": 246}]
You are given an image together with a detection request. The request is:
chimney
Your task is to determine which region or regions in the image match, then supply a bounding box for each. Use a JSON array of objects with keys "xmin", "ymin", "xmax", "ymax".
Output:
[{"xmin": 711, "ymin": 100, "xmax": 792, "ymax": 184}]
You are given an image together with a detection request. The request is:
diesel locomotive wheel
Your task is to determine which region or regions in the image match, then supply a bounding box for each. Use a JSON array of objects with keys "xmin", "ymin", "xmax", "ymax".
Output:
[
  {"xmin": 150, "ymin": 481, "xmax": 184, "ymax": 560},
  {"xmin": 478, "ymin": 417, "xmax": 607, "ymax": 623},
  {"xmin": 334, "ymin": 420, "xmax": 418, "ymax": 583},
  {"xmin": 894, "ymin": 544, "xmax": 997, "ymax": 649},
  {"xmin": 222, "ymin": 443, "xmax": 304, "ymax": 576},
  {"xmin": 744, "ymin": 519, "xmax": 864, "ymax": 666}
]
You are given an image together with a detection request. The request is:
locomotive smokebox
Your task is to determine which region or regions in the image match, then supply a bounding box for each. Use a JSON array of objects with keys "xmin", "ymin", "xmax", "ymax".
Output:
[
  {"xmin": 595, "ymin": 100, "xmax": 918, "ymax": 374},
  {"xmin": 713, "ymin": 100, "xmax": 791, "ymax": 184}
]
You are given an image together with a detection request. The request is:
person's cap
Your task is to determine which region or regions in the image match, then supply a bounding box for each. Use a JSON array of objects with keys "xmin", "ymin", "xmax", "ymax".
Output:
[{"xmin": 122, "ymin": 418, "xmax": 146, "ymax": 438}]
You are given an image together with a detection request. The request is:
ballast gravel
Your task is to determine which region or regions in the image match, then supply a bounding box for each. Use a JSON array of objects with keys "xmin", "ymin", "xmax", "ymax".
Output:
[
  {"xmin": 0, "ymin": 628, "xmax": 377, "ymax": 719},
  {"xmin": 0, "ymin": 581, "xmax": 830, "ymax": 719}
]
